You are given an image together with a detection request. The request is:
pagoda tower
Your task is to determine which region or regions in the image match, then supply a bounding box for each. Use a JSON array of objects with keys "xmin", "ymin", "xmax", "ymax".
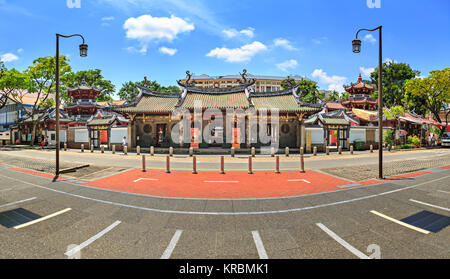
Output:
[
  {"xmin": 64, "ymin": 80, "xmax": 102, "ymax": 124},
  {"xmin": 342, "ymin": 74, "xmax": 377, "ymax": 110}
]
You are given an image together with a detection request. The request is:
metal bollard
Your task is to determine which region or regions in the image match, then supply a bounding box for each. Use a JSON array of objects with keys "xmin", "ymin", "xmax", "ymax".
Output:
[
  {"xmin": 313, "ymin": 146, "xmax": 317, "ymax": 156},
  {"xmin": 251, "ymin": 147, "xmax": 256, "ymax": 157},
  {"xmin": 248, "ymin": 156, "xmax": 253, "ymax": 174},
  {"xmin": 231, "ymin": 147, "xmax": 235, "ymax": 157},
  {"xmin": 101, "ymin": 145, "xmax": 104, "ymax": 154},
  {"xmin": 142, "ymin": 155, "xmax": 146, "ymax": 172},
  {"xmin": 189, "ymin": 147, "xmax": 193, "ymax": 157},
  {"xmin": 275, "ymin": 156, "xmax": 280, "ymax": 174},
  {"xmin": 137, "ymin": 146, "xmax": 140, "ymax": 155},
  {"xmin": 326, "ymin": 146, "xmax": 330, "ymax": 155},
  {"xmin": 169, "ymin": 146, "xmax": 173, "ymax": 157},
  {"xmin": 285, "ymin": 147, "xmax": 289, "ymax": 157},
  {"xmin": 64, "ymin": 143, "xmax": 67, "ymax": 151},
  {"xmin": 350, "ymin": 145, "xmax": 354, "ymax": 155},
  {"xmin": 81, "ymin": 144, "xmax": 84, "ymax": 152},
  {"xmin": 300, "ymin": 147, "xmax": 304, "ymax": 156},
  {"xmin": 370, "ymin": 144, "xmax": 373, "ymax": 153},
  {"xmin": 271, "ymin": 147, "xmax": 275, "ymax": 157},
  {"xmin": 124, "ymin": 146, "xmax": 128, "ymax": 155},
  {"xmin": 300, "ymin": 153, "xmax": 305, "ymax": 173},
  {"xmin": 150, "ymin": 146, "xmax": 154, "ymax": 156},
  {"xmin": 91, "ymin": 144, "xmax": 94, "ymax": 153},
  {"xmin": 166, "ymin": 156, "xmax": 171, "ymax": 173},
  {"xmin": 192, "ymin": 156, "xmax": 197, "ymax": 174},
  {"xmin": 220, "ymin": 156, "xmax": 225, "ymax": 174},
  {"xmin": 112, "ymin": 145, "xmax": 115, "ymax": 154},
  {"xmin": 338, "ymin": 146, "xmax": 342, "ymax": 155}
]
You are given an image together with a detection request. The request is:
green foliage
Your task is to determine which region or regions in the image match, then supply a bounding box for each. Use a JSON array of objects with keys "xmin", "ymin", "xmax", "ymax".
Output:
[
  {"xmin": 405, "ymin": 67, "xmax": 450, "ymax": 123},
  {"xmin": 118, "ymin": 78, "xmax": 181, "ymax": 103},
  {"xmin": 370, "ymin": 61, "xmax": 420, "ymax": 107},
  {"xmin": 353, "ymin": 141, "xmax": 365, "ymax": 151},
  {"xmin": 325, "ymin": 91, "xmax": 340, "ymax": 101},
  {"xmin": 340, "ymin": 91, "xmax": 350, "ymax": 100},
  {"xmin": 296, "ymin": 80, "xmax": 321, "ymax": 103},
  {"xmin": 407, "ymin": 135, "xmax": 420, "ymax": 147},
  {"xmin": 395, "ymin": 144, "xmax": 415, "ymax": 149},
  {"xmin": 383, "ymin": 106, "xmax": 405, "ymax": 120},
  {"xmin": 428, "ymin": 126, "xmax": 443, "ymax": 139},
  {"xmin": 384, "ymin": 129, "xmax": 395, "ymax": 145},
  {"xmin": 61, "ymin": 69, "xmax": 115, "ymax": 102}
]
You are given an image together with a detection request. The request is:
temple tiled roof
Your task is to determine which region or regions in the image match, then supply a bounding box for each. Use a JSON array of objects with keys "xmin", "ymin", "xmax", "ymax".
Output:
[
  {"xmin": 320, "ymin": 116, "xmax": 350, "ymax": 125},
  {"xmin": 251, "ymin": 93, "xmax": 320, "ymax": 112},
  {"xmin": 180, "ymin": 92, "xmax": 250, "ymax": 109},
  {"xmin": 114, "ymin": 95, "xmax": 179, "ymax": 113},
  {"xmin": 87, "ymin": 118, "xmax": 114, "ymax": 126}
]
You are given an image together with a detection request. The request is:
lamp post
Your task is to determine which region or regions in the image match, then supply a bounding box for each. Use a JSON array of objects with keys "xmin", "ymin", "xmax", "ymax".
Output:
[
  {"xmin": 55, "ymin": 34, "xmax": 87, "ymax": 177},
  {"xmin": 352, "ymin": 26, "xmax": 383, "ymax": 179}
]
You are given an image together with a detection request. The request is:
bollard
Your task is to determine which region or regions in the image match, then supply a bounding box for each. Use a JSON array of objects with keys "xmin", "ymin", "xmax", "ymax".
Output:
[
  {"xmin": 300, "ymin": 147, "xmax": 304, "ymax": 156},
  {"xmin": 220, "ymin": 156, "xmax": 225, "ymax": 174},
  {"xmin": 112, "ymin": 145, "xmax": 116, "ymax": 154},
  {"xmin": 142, "ymin": 155, "xmax": 146, "ymax": 172},
  {"xmin": 189, "ymin": 147, "xmax": 193, "ymax": 157},
  {"xmin": 313, "ymin": 146, "xmax": 317, "ymax": 156},
  {"xmin": 275, "ymin": 156, "xmax": 280, "ymax": 174},
  {"xmin": 64, "ymin": 143, "xmax": 67, "ymax": 151},
  {"xmin": 370, "ymin": 144, "xmax": 373, "ymax": 153},
  {"xmin": 81, "ymin": 144, "xmax": 84, "ymax": 153},
  {"xmin": 285, "ymin": 147, "xmax": 289, "ymax": 157},
  {"xmin": 137, "ymin": 146, "xmax": 140, "ymax": 155},
  {"xmin": 91, "ymin": 144, "xmax": 94, "ymax": 153},
  {"xmin": 192, "ymin": 156, "xmax": 197, "ymax": 174},
  {"xmin": 338, "ymin": 146, "xmax": 342, "ymax": 155},
  {"xmin": 271, "ymin": 147, "xmax": 275, "ymax": 157},
  {"xmin": 101, "ymin": 145, "xmax": 104, "ymax": 154},
  {"xmin": 350, "ymin": 145, "xmax": 354, "ymax": 155},
  {"xmin": 248, "ymin": 156, "xmax": 253, "ymax": 174},
  {"xmin": 251, "ymin": 147, "xmax": 256, "ymax": 157},
  {"xmin": 124, "ymin": 146, "xmax": 128, "ymax": 155},
  {"xmin": 300, "ymin": 153, "xmax": 305, "ymax": 173},
  {"xmin": 326, "ymin": 146, "xmax": 330, "ymax": 155},
  {"xmin": 169, "ymin": 146, "xmax": 173, "ymax": 157},
  {"xmin": 166, "ymin": 156, "xmax": 171, "ymax": 173},
  {"xmin": 150, "ymin": 146, "xmax": 154, "ymax": 156},
  {"xmin": 231, "ymin": 147, "xmax": 235, "ymax": 157}
]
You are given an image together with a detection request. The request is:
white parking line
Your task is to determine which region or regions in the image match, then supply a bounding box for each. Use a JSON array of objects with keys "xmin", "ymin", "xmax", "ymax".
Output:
[
  {"xmin": 370, "ymin": 210, "xmax": 430, "ymax": 234},
  {"xmin": 287, "ymin": 179, "xmax": 311, "ymax": 183},
  {"xmin": 161, "ymin": 230, "xmax": 183, "ymax": 259},
  {"xmin": 252, "ymin": 231, "xmax": 268, "ymax": 259},
  {"xmin": 316, "ymin": 223, "xmax": 370, "ymax": 259},
  {"xmin": 0, "ymin": 197, "xmax": 37, "ymax": 208},
  {"xmin": 133, "ymin": 178, "xmax": 159, "ymax": 183},
  {"xmin": 437, "ymin": 190, "xmax": 450, "ymax": 195},
  {"xmin": 0, "ymin": 188, "xmax": 13, "ymax": 192},
  {"xmin": 14, "ymin": 208, "xmax": 72, "ymax": 229},
  {"xmin": 65, "ymin": 220, "xmax": 121, "ymax": 257},
  {"xmin": 204, "ymin": 181, "xmax": 239, "ymax": 183},
  {"xmin": 409, "ymin": 199, "xmax": 450, "ymax": 212}
]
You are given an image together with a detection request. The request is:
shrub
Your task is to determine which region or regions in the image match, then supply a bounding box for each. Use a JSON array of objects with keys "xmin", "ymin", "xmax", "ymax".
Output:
[
  {"xmin": 353, "ymin": 141, "xmax": 365, "ymax": 151},
  {"xmin": 407, "ymin": 135, "xmax": 420, "ymax": 147},
  {"xmin": 384, "ymin": 129, "xmax": 395, "ymax": 145},
  {"xmin": 396, "ymin": 144, "xmax": 414, "ymax": 149}
]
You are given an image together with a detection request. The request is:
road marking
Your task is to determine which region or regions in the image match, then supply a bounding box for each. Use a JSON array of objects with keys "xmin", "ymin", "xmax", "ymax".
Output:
[
  {"xmin": 252, "ymin": 231, "xmax": 268, "ymax": 259},
  {"xmin": 64, "ymin": 220, "xmax": 121, "ymax": 257},
  {"xmin": 161, "ymin": 230, "xmax": 183, "ymax": 259},
  {"xmin": 370, "ymin": 210, "xmax": 431, "ymax": 234},
  {"xmin": 287, "ymin": 179, "xmax": 311, "ymax": 183},
  {"xmin": 0, "ymin": 197, "xmax": 36, "ymax": 208},
  {"xmin": 14, "ymin": 208, "xmax": 72, "ymax": 229},
  {"xmin": 204, "ymin": 181, "xmax": 239, "ymax": 183},
  {"xmin": 0, "ymin": 188, "xmax": 13, "ymax": 192},
  {"xmin": 133, "ymin": 178, "xmax": 159, "ymax": 183},
  {"xmin": 409, "ymin": 199, "xmax": 450, "ymax": 212},
  {"xmin": 437, "ymin": 190, "xmax": 450, "ymax": 195},
  {"xmin": 316, "ymin": 223, "xmax": 370, "ymax": 259}
]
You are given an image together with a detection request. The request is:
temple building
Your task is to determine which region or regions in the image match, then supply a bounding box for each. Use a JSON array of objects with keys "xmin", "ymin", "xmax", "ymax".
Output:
[
  {"xmin": 342, "ymin": 74, "xmax": 378, "ymax": 110},
  {"xmin": 64, "ymin": 81, "xmax": 103, "ymax": 126}
]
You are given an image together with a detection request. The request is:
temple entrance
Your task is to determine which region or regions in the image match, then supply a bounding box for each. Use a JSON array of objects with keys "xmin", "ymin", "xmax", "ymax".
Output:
[{"xmin": 156, "ymin": 124, "xmax": 167, "ymax": 146}]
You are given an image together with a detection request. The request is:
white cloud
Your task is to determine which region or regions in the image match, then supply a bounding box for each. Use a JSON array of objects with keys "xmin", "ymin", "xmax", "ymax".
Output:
[
  {"xmin": 159, "ymin": 46, "xmax": 177, "ymax": 56},
  {"xmin": 363, "ymin": 34, "xmax": 376, "ymax": 44},
  {"xmin": 206, "ymin": 41, "xmax": 267, "ymax": 63},
  {"xmin": 311, "ymin": 69, "xmax": 347, "ymax": 93},
  {"xmin": 123, "ymin": 14, "xmax": 194, "ymax": 53},
  {"xmin": 360, "ymin": 67, "xmax": 375, "ymax": 77},
  {"xmin": 0, "ymin": 53, "xmax": 19, "ymax": 63},
  {"xmin": 102, "ymin": 16, "xmax": 115, "ymax": 21},
  {"xmin": 17, "ymin": 48, "xmax": 24, "ymax": 53},
  {"xmin": 276, "ymin": 59, "xmax": 298, "ymax": 72},
  {"xmin": 273, "ymin": 38, "xmax": 297, "ymax": 51},
  {"xmin": 222, "ymin": 27, "xmax": 255, "ymax": 38},
  {"xmin": 312, "ymin": 37, "xmax": 328, "ymax": 45},
  {"xmin": 384, "ymin": 58, "xmax": 397, "ymax": 64}
]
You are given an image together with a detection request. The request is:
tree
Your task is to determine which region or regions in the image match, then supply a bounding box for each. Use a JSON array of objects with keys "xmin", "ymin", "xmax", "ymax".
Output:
[
  {"xmin": 370, "ymin": 61, "xmax": 420, "ymax": 107},
  {"xmin": 118, "ymin": 81, "xmax": 139, "ymax": 103},
  {"xmin": 0, "ymin": 68, "xmax": 30, "ymax": 109},
  {"xmin": 340, "ymin": 91, "xmax": 350, "ymax": 101},
  {"xmin": 384, "ymin": 105, "xmax": 405, "ymax": 144},
  {"xmin": 325, "ymin": 90, "xmax": 340, "ymax": 101},
  {"xmin": 61, "ymin": 69, "xmax": 115, "ymax": 102},
  {"xmin": 10, "ymin": 56, "xmax": 71, "ymax": 145},
  {"xmin": 296, "ymin": 80, "xmax": 322, "ymax": 103},
  {"xmin": 118, "ymin": 78, "xmax": 181, "ymax": 103},
  {"xmin": 405, "ymin": 68, "xmax": 450, "ymax": 126}
]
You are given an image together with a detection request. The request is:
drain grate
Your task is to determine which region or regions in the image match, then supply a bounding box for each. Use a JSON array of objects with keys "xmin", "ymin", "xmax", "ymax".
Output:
[
  {"xmin": 401, "ymin": 210, "xmax": 450, "ymax": 233},
  {"xmin": 0, "ymin": 208, "xmax": 42, "ymax": 228}
]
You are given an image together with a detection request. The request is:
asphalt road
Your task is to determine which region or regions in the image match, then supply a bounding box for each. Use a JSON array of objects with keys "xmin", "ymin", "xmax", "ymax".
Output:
[{"xmin": 0, "ymin": 164, "xmax": 448, "ymax": 259}]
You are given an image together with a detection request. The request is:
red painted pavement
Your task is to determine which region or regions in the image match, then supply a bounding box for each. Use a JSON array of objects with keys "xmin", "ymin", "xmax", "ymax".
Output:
[{"xmin": 385, "ymin": 171, "xmax": 432, "ymax": 181}]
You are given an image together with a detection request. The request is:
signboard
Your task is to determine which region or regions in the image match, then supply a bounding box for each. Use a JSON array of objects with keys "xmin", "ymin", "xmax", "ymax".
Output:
[
  {"xmin": 232, "ymin": 128, "xmax": 241, "ymax": 149},
  {"xmin": 191, "ymin": 128, "xmax": 199, "ymax": 148},
  {"xmin": 306, "ymin": 131, "xmax": 312, "ymax": 152}
]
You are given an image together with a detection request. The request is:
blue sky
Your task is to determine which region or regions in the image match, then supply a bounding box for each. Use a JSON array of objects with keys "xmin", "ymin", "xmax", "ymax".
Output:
[{"xmin": 1, "ymin": 0, "xmax": 449, "ymax": 97}]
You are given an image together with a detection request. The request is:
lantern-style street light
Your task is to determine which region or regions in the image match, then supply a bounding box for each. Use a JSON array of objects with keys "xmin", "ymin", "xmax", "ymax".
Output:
[
  {"xmin": 352, "ymin": 26, "xmax": 384, "ymax": 179},
  {"xmin": 55, "ymin": 34, "xmax": 87, "ymax": 177}
]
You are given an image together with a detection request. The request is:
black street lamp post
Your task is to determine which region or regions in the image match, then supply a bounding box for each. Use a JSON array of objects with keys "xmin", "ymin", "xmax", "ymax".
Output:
[
  {"xmin": 352, "ymin": 26, "xmax": 384, "ymax": 179},
  {"xmin": 55, "ymin": 34, "xmax": 87, "ymax": 177}
]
